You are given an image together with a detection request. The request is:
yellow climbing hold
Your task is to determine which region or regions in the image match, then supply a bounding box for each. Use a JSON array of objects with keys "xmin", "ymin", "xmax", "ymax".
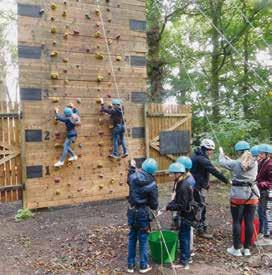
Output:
[
  {"xmin": 51, "ymin": 72, "xmax": 59, "ymax": 79},
  {"xmin": 116, "ymin": 55, "xmax": 122, "ymax": 61},
  {"xmin": 51, "ymin": 97, "xmax": 60, "ymax": 103},
  {"xmin": 51, "ymin": 3, "xmax": 57, "ymax": 10},
  {"xmin": 95, "ymin": 52, "xmax": 104, "ymax": 60},
  {"xmin": 95, "ymin": 31, "xmax": 101, "ymax": 38},
  {"xmin": 95, "ymin": 9, "xmax": 100, "ymax": 15},
  {"xmin": 64, "ymin": 79, "xmax": 69, "ymax": 84},
  {"xmin": 108, "ymin": 39, "xmax": 113, "ymax": 45},
  {"xmin": 99, "ymin": 185, "xmax": 104, "ymax": 189},
  {"xmin": 108, "ymin": 17, "xmax": 112, "ymax": 23},
  {"xmin": 63, "ymin": 32, "xmax": 69, "ymax": 39},
  {"xmin": 50, "ymin": 51, "xmax": 58, "ymax": 57},
  {"xmin": 62, "ymin": 58, "xmax": 69, "ymax": 63},
  {"xmin": 97, "ymin": 75, "xmax": 104, "ymax": 82},
  {"xmin": 110, "ymin": 178, "xmax": 115, "ymax": 184},
  {"xmin": 51, "ymin": 26, "xmax": 57, "ymax": 34},
  {"xmin": 54, "ymin": 143, "xmax": 63, "ymax": 148},
  {"xmin": 97, "ymin": 162, "xmax": 103, "ymax": 168}
]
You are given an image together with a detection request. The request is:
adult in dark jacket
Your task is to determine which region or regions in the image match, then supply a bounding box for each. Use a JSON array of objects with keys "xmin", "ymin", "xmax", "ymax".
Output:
[
  {"xmin": 165, "ymin": 162, "xmax": 195, "ymax": 270},
  {"xmin": 191, "ymin": 138, "xmax": 229, "ymax": 237},
  {"xmin": 256, "ymin": 144, "xmax": 272, "ymax": 238},
  {"xmin": 54, "ymin": 107, "xmax": 78, "ymax": 167},
  {"xmin": 100, "ymin": 98, "xmax": 128, "ymax": 158},
  {"xmin": 127, "ymin": 158, "xmax": 158, "ymax": 274}
]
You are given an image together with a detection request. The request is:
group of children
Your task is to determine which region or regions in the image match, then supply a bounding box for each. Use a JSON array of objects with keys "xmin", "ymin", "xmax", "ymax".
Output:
[
  {"xmin": 126, "ymin": 139, "xmax": 272, "ymax": 273},
  {"xmin": 54, "ymin": 98, "xmax": 128, "ymax": 167}
]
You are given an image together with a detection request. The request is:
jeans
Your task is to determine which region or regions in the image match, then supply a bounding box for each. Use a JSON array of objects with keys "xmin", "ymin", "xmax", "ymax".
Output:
[
  {"xmin": 60, "ymin": 137, "xmax": 76, "ymax": 162},
  {"xmin": 258, "ymin": 190, "xmax": 268, "ymax": 235},
  {"xmin": 112, "ymin": 124, "xmax": 127, "ymax": 156},
  {"xmin": 127, "ymin": 207, "xmax": 149, "ymax": 269},
  {"xmin": 194, "ymin": 188, "xmax": 207, "ymax": 231},
  {"xmin": 231, "ymin": 204, "xmax": 256, "ymax": 249},
  {"xmin": 179, "ymin": 219, "xmax": 191, "ymax": 265}
]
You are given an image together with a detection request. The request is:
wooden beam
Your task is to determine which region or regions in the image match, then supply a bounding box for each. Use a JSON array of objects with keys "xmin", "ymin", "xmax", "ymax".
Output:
[
  {"xmin": 147, "ymin": 112, "xmax": 190, "ymax": 117},
  {"xmin": 0, "ymin": 185, "xmax": 23, "ymax": 192},
  {"xmin": 144, "ymin": 103, "xmax": 150, "ymax": 158}
]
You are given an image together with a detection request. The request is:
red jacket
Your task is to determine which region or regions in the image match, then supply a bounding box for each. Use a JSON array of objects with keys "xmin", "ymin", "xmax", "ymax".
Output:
[{"xmin": 257, "ymin": 158, "xmax": 272, "ymax": 190}]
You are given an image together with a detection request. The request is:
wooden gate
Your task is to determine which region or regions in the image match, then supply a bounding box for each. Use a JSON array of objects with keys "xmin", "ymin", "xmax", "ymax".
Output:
[
  {"xmin": 144, "ymin": 103, "xmax": 192, "ymax": 183},
  {"xmin": 0, "ymin": 100, "xmax": 22, "ymax": 202}
]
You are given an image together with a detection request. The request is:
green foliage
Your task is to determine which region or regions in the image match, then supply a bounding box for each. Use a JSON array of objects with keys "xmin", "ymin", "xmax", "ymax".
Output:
[{"xmin": 15, "ymin": 208, "xmax": 34, "ymax": 222}]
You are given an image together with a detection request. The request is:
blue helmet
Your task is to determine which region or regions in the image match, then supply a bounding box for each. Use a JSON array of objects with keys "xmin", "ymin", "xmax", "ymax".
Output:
[
  {"xmin": 258, "ymin": 144, "xmax": 271, "ymax": 154},
  {"xmin": 64, "ymin": 107, "xmax": 73, "ymax": 117},
  {"xmin": 250, "ymin": 145, "xmax": 260, "ymax": 157},
  {"xmin": 112, "ymin": 98, "xmax": 121, "ymax": 105},
  {"xmin": 142, "ymin": 158, "xmax": 158, "ymax": 175},
  {"xmin": 176, "ymin": 156, "xmax": 192, "ymax": 170},
  {"xmin": 268, "ymin": 145, "xmax": 272, "ymax": 154},
  {"xmin": 168, "ymin": 162, "xmax": 186, "ymax": 173},
  {"xmin": 234, "ymin": 141, "xmax": 250, "ymax": 152}
]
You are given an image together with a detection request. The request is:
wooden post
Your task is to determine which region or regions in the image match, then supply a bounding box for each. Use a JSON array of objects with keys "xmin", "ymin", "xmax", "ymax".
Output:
[{"xmin": 144, "ymin": 103, "xmax": 149, "ymax": 158}]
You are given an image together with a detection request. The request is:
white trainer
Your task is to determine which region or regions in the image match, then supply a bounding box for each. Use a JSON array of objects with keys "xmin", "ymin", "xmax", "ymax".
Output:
[
  {"xmin": 54, "ymin": 160, "xmax": 64, "ymax": 167},
  {"xmin": 243, "ymin": 248, "xmax": 251, "ymax": 256},
  {"xmin": 139, "ymin": 265, "xmax": 152, "ymax": 273},
  {"xmin": 227, "ymin": 246, "xmax": 242, "ymax": 257},
  {"xmin": 68, "ymin": 155, "xmax": 78, "ymax": 161}
]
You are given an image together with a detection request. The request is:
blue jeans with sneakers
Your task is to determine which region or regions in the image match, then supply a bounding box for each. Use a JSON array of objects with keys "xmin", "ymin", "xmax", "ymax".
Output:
[
  {"xmin": 127, "ymin": 207, "xmax": 149, "ymax": 269},
  {"xmin": 112, "ymin": 124, "xmax": 127, "ymax": 156},
  {"xmin": 179, "ymin": 219, "xmax": 191, "ymax": 265},
  {"xmin": 60, "ymin": 136, "xmax": 76, "ymax": 162},
  {"xmin": 258, "ymin": 190, "xmax": 268, "ymax": 235}
]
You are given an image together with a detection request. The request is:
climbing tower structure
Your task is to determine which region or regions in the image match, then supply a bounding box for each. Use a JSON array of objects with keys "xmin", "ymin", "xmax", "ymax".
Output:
[{"xmin": 18, "ymin": 0, "xmax": 147, "ymax": 209}]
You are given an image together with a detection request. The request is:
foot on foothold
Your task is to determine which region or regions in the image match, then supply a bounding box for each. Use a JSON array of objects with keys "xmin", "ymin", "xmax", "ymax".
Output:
[
  {"xmin": 227, "ymin": 246, "xmax": 242, "ymax": 257},
  {"xmin": 122, "ymin": 153, "xmax": 129, "ymax": 158},
  {"xmin": 108, "ymin": 154, "xmax": 120, "ymax": 159},
  {"xmin": 54, "ymin": 160, "xmax": 64, "ymax": 167},
  {"xmin": 68, "ymin": 155, "xmax": 78, "ymax": 161},
  {"xmin": 139, "ymin": 265, "xmax": 152, "ymax": 274}
]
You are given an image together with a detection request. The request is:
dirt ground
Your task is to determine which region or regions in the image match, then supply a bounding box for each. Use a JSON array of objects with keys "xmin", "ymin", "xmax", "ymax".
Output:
[{"xmin": 0, "ymin": 183, "xmax": 271, "ymax": 275}]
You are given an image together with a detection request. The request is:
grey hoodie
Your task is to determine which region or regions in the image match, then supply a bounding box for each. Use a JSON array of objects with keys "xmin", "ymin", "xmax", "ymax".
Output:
[{"xmin": 219, "ymin": 152, "xmax": 260, "ymax": 202}]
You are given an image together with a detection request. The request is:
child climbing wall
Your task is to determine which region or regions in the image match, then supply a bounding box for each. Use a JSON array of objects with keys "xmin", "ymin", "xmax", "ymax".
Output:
[{"xmin": 18, "ymin": 0, "xmax": 147, "ymax": 209}]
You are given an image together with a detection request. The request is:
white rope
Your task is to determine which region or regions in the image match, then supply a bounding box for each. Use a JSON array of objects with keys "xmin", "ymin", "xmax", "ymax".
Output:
[
  {"xmin": 193, "ymin": 0, "xmax": 271, "ymax": 90},
  {"xmin": 233, "ymin": 1, "xmax": 271, "ymax": 51},
  {"xmin": 95, "ymin": 0, "xmax": 127, "ymax": 131}
]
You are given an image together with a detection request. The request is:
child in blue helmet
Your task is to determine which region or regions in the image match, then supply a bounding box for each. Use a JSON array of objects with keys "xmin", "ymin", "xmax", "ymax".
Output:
[
  {"xmin": 54, "ymin": 107, "xmax": 78, "ymax": 167},
  {"xmin": 127, "ymin": 158, "xmax": 158, "ymax": 273},
  {"xmin": 100, "ymin": 98, "xmax": 128, "ymax": 158}
]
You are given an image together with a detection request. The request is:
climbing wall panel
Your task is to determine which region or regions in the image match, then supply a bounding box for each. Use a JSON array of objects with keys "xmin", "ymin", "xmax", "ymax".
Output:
[{"xmin": 18, "ymin": 0, "xmax": 147, "ymax": 209}]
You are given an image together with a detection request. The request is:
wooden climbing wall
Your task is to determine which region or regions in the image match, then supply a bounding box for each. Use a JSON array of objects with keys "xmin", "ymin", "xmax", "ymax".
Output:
[{"xmin": 18, "ymin": 0, "xmax": 147, "ymax": 209}]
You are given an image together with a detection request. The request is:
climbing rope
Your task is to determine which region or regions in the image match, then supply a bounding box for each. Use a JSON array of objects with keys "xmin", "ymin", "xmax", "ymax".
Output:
[{"xmin": 95, "ymin": 0, "xmax": 127, "ymax": 131}]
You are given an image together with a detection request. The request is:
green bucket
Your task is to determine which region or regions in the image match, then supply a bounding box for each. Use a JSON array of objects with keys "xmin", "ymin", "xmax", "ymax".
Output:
[{"xmin": 148, "ymin": 230, "xmax": 178, "ymax": 264}]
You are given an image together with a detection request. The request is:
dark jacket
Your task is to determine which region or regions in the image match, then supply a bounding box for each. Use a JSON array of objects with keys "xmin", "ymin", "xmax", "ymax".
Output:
[
  {"xmin": 257, "ymin": 158, "xmax": 272, "ymax": 190},
  {"xmin": 56, "ymin": 114, "xmax": 77, "ymax": 138},
  {"xmin": 128, "ymin": 169, "xmax": 158, "ymax": 210},
  {"xmin": 191, "ymin": 147, "xmax": 229, "ymax": 190},
  {"xmin": 100, "ymin": 105, "xmax": 124, "ymax": 126},
  {"xmin": 166, "ymin": 175, "xmax": 194, "ymax": 221}
]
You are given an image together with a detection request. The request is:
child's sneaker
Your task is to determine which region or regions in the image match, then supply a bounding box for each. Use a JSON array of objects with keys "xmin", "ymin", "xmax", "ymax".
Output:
[
  {"xmin": 139, "ymin": 265, "xmax": 152, "ymax": 273},
  {"xmin": 54, "ymin": 160, "xmax": 64, "ymax": 167},
  {"xmin": 243, "ymin": 248, "xmax": 251, "ymax": 257},
  {"xmin": 172, "ymin": 263, "xmax": 190, "ymax": 270},
  {"xmin": 109, "ymin": 154, "xmax": 120, "ymax": 159},
  {"xmin": 127, "ymin": 265, "xmax": 135, "ymax": 273},
  {"xmin": 227, "ymin": 246, "xmax": 242, "ymax": 257},
  {"xmin": 122, "ymin": 152, "xmax": 129, "ymax": 158},
  {"xmin": 68, "ymin": 155, "xmax": 78, "ymax": 161}
]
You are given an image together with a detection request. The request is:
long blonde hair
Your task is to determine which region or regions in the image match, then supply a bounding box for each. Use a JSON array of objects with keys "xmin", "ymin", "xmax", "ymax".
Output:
[{"xmin": 240, "ymin": 151, "xmax": 254, "ymax": 171}]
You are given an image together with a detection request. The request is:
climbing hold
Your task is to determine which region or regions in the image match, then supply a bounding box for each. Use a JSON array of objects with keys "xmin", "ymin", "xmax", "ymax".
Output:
[
  {"xmin": 108, "ymin": 83, "xmax": 112, "ymax": 87},
  {"xmin": 98, "ymin": 118, "xmax": 103, "ymax": 124},
  {"xmin": 95, "ymin": 52, "xmax": 104, "ymax": 60},
  {"xmin": 51, "ymin": 3, "xmax": 57, "ymax": 10},
  {"xmin": 51, "ymin": 17, "xmax": 55, "ymax": 21},
  {"xmin": 97, "ymin": 88, "xmax": 101, "ymax": 92},
  {"xmin": 98, "ymin": 141, "xmax": 104, "ymax": 147},
  {"xmin": 107, "ymin": 17, "xmax": 112, "ymax": 23},
  {"xmin": 106, "ymin": 8, "xmax": 110, "ymax": 12},
  {"xmin": 54, "ymin": 177, "xmax": 61, "ymax": 183},
  {"xmin": 116, "ymin": 55, "xmax": 122, "ymax": 61},
  {"xmin": 63, "ymin": 1, "xmax": 67, "ymax": 5},
  {"xmin": 39, "ymin": 9, "xmax": 45, "ymax": 15},
  {"xmin": 55, "ymin": 190, "xmax": 60, "ymax": 195},
  {"xmin": 108, "ymin": 71, "xmax": 111, "ymax": 76},
  {"xmin": 95, "ymin": 9, "xmax": 100, "ymax": 15},
  {"xmin": 118, "ymin": 67, "xmax": 121, "ymax": 71},
  {"xmin": 63, "ymin": 33, "xmax": 69, "ymax": 39},
  {"xmin": 97, "ymin": 162, "xmax": 103, "ymax": 168},
  {"xmin": 99, "ymin": 185, "xmax": 104, "ymax": 189},
  {"xmin": 107, "ymin": 39, "xmax": 113, "ymax": 45},
  {"xmin": 51, "ymin": 97, "xmax": 59, "ymax": 103},
  {"xmin": 119, "ymin": 182, "xmax": 124, "ymax": 186},
  {"xmin": 54, "ymin": 143, "xmax": 63, "ymax": 148},
  {"xmin": 109, "ymin": 125, "xmax": 114, "ymax": 129},
  {"xmin": 77, "ymin": 165, "xmax": 81, "ymax": 169},
  {"xmin": 62, "ymin": 58, "xmax": 68, "ymax": 63},
  {"xmin": 96, "ymin": 98, "xmax": 103, "ymax": 104},
  {"xmin": 76, "ymin": 64, "xmax": 80, "ymax": 68},
  {"xmin": 96, "ymin": 46, "xmax": 100, "ymax": 49},
  {"xmin": 107, "ymin": 94, "xmax": 112, "ymax": 98},
  {"xmin": 78, "ymin": 177, "xmax": 82, "ymax": 181},
  {"xmin": 62, "ymin": 11, "xmax": 67, "ymax": 17},
  {"xmin": 85, "ymin": 14, "xmax": 91, "ymax": 20},
  {"xmin": 110, "ymin": 178, "xmax": 115, "ymax": 184},
  {"xmin": 86, "ymin": 48, "xmax": 90, "ymax": 53},
  {"xmin": 97, "ymin": 75, "xmax": 104, "ymax": 82},
  {"xmin": 96, "ymin": 22, "xmax": 100, "ymax": 27},
  {"xmin": 50, "ymin": 51, "xmax": 58, "ymax": 57},
  {"xmin": 73, "ymin": 30, "xmax": 80, "ymax": 35},
  {"xmin": 98, "ymin": 174, "xmax": 103, "ymax": 178},
  {"xmin": 109, "ymin": 190, "xmax": 113, "ymax": 194},
  {"xmin": 106, "ymin": 0, "xmax": 110, "ymax": 2},
  {"xmin": 52, "ymin": 40, "xmax": 57, "ymax": 46},
  {"xmin": 77, "ymin": 98, "xmax": 81, "ymax": 104},
  {"xmin": 63, "ymin": 69, "xmax": 68, "ymax": 73},
  {"xmin": 94, "ymin": 31, "xmax": 101, "ymax": 38},
  {"xmin": 50, "ymin": 72, "xmax": 59, "ymax": 79},
  {"xmin": 51, "ymin": 26, "xmax": 57, "ymax": 34},
  {"xmin": 98, "ymin": 131, "xmax": 104, "ymax": 135},
  {"xmin": 64, "ymin": 79, "xmax": 69, "ymax": 85},
  {"xmin": 120, "ymin": 172, "xmax": 123, "ymax": 176},
  {"xmin": 115, "ymin": 34, "xmax": 121, "ymax": 40}
]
